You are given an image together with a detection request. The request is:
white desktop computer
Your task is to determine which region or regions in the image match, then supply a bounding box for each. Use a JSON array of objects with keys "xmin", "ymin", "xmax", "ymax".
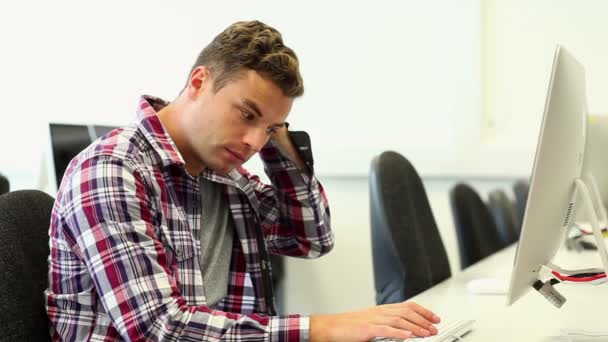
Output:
[{"xmin": 507, "ymin": 45, "xmax": 608, "ymax": 307}]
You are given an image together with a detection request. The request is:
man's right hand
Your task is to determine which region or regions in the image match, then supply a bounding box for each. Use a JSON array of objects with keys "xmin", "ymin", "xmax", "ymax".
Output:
[{"xmin": 309, "ymin": 301, "xmax": 440, "ymax": 342}]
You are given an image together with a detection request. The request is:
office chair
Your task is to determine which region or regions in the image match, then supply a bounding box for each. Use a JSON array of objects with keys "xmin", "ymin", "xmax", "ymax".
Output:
[
  {"xmin": 487, "ymin": 189, "xmax": 519, "ymax": 246},
  {"xmin": 513, "ymin": 179, "xmax": 530, "ymax": 234},
  {"xmin": 449, "ymin": 183, "xmax": 504, "ymax": 269},
  {"xmin": 0, "ymin": 190, "xmax": 54, "ymax": 341},
  {"xmin": 0, "ymin": 173, "xmax": 9, "ymax": 195},
  {"xmin": 370, "ymin": 151, "xmax": 450, "ymax": 304}
]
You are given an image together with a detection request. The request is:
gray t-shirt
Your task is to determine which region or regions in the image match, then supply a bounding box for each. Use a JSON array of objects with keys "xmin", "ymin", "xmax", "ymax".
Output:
[{"xmin": 199, "ymin": 176, "xmax": 234, "ymax": 308}]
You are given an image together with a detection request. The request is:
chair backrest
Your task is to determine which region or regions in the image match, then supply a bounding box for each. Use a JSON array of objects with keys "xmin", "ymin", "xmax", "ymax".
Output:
[
  {"xmin": 370, "ymin": 151, "xmax": 450, "ymax": 304},
  {"xmin": 0, "ymin": 190, "xmax": 54, "ymax": 341},
  {"xmin": 487, "ymin": 189, "xmax": 519, "ymax": 246},
  {"xmin": 449, "ymin": 183, "xmax": 504, "ymax": 269},
  {"xmin": 0, "ymin": 173, "xmax": 9, "ymax": 195}
]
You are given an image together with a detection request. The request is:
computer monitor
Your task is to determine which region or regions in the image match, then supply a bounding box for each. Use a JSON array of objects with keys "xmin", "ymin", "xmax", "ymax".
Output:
[
  {"xmin": 579, "ymin": 114, "xmax": 608, "ymax": 217},
  {"xmin": 47, "ymin": 123, "xmax": 117, "ymax": 194},
  {"xmin": 507, "ymin": 45, "xmax": 608, "ymax": 306}
]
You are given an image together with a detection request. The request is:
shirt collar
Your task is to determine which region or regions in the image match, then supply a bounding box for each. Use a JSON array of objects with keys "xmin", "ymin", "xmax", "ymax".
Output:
[{"xmin": 135, "ymin": 95, "xmax": 186, "ymax": 168}]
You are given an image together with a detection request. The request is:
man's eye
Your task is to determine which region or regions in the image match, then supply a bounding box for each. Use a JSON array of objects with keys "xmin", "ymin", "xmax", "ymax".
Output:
[
  {"xmin": 241, "ymin": 110, "xmax": 255, "ymax": 121},
  {"xmin": 266, "ymin": 127, "xmax": 278, "ymax": 135}
]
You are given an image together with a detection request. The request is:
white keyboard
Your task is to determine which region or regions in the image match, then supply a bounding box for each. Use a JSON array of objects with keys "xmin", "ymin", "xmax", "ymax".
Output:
[{"xmin": 372, "ymin": 319, "xmax": 475, "ymax": 342}]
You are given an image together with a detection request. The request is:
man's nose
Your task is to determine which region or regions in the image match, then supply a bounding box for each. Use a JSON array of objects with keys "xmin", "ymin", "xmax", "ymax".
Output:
[{"xmin": 243, "ymin": 127, "xmax": 269, "ymax": 152}]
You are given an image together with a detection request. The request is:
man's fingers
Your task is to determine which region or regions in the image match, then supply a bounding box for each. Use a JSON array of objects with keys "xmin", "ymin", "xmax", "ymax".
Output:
[
  {"xmin": 374, "ymin": 306, "xmax": 438, "ymax": 336},
  {"xmin": 368, "ymin": 325, "xmax": 413, "ymax": 341},
  {"xmin": 370, "ymin": 316, "xmax": 433, "ymax": 337},
  {"xmin": 396, "ymin": 308, "xmax": 436, "ymax": 332},
  {"xmin": 405, "ymin": 302, "xmax": 441, "ymax": 323},
  {"xmin": 384, "ymin": 301, "xmax": 440, "ymax": 323}
]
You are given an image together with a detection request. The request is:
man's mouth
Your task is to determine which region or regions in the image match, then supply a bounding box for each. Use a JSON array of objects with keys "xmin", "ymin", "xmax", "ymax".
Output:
[{"xmin": 226, "ymin": 148, "xmax": 245, "ymax": 162}]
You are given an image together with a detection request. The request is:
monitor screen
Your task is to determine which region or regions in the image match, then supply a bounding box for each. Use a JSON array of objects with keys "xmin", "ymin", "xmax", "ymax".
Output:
[
  {"xmin": 94, "ymin": 125, "xmax": 116, "ymax": 139},
  {"xmin": 580, "ymin": 114, "xmax": 608, "ymax": 216},
  {"xmin": 507, "ymin": 45, "xmax": 588, "ymax": 305},
  {"xmin": 48, "ymin": 123, "xmax": 118, "ymax": 193}
]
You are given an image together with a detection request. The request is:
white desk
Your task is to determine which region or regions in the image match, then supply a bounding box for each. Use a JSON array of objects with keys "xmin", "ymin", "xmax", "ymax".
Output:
[{"xmin": 411, "ymin": 244, "xmax": 608, "ymax": 341}]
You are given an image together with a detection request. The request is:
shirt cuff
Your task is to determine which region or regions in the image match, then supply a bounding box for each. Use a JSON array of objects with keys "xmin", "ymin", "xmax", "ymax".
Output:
[
  {"xmin": 268, "ymin": 314, "xmax": 310, "ymax": 342},
  {"xmin": 260, "ymin": 142, "xmax": 316, "ymax": 188}
]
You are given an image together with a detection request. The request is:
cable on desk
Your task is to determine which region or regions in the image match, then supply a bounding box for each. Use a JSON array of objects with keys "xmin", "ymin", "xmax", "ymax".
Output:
[
  {"xmin": 547, "ymin": 264, "xmax": 607, "ymax": 283},
  {"xmin": 550, "ymin": 270, "xmax": 607, "ymax": 284}
]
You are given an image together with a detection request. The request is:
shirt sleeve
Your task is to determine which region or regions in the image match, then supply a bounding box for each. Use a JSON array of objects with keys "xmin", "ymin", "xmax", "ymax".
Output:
[
  {"xmin": 46, "ymin": 155, "xmax": 309, "ymax": 341},
  {"xmin": 242, "ymin": 141, "xmax": 334, "ymax": 258}
]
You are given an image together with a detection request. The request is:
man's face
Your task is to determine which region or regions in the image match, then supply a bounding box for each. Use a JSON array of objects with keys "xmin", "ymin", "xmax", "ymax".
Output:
[{"xmin": 181, "ymin": 67, "xmax": 293, "ymax": 175}]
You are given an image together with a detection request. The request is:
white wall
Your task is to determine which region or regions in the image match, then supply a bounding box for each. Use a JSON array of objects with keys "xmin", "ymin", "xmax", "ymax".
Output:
[{"xmin": 482, "ymin": 0, "xmax": 608, "ymax": 168}]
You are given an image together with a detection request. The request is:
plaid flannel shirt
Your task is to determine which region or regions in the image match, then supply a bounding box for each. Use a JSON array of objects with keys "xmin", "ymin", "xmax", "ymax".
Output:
[{"xmin": 45, "ymin": 96, "xmax": 333, "ymax": 341}]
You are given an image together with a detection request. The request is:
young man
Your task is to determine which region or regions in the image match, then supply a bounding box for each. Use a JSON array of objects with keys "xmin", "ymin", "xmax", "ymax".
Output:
[{"xmin": 45, "ymin": 20, "xmax": 440, "ymax": 341}]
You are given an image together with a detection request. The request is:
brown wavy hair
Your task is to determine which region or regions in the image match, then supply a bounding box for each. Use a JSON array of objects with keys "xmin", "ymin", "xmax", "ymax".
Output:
[{"xmin": 189, "ymin": 20, "xmax": 304, "ymax": 98}]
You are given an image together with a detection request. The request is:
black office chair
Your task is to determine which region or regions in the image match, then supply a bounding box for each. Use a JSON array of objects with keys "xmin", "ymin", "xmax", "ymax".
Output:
[
  {"xmin": 450, "ymin": 183, "xmax": 504, "ymax": 269},
  {"xmin": 513, "ymin": 180, "xmax": 530, "ymax": 234},
  {"xmin": 370, "ymin": 151, "xmax": 450, "ymax": 304},
  {"xmin": 0, "ymin": 173, "xmax": 9, "ymax": 195},
  {"xmin": 0, "ymin": 190, "xmax": 54, "ymax": 341},
  {"xmin": 487, "ymin": 189, "xmax": 519, "ymax": 246}
]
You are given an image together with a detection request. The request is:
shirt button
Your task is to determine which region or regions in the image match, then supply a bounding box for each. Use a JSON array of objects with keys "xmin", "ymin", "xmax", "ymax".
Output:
[{"xmin": 175, "ymin": 248, "xmax": 182, "ymax": 257}]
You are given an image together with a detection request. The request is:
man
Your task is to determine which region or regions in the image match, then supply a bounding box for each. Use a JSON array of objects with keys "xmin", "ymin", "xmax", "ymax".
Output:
[{"xmin": 45, "ymin": 20, "xmax": 440, "ymax": 341}]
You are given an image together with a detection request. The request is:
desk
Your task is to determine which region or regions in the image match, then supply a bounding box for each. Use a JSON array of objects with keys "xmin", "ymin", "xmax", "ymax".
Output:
[{"xmin": 411, "ymin": 244, "xmax": 608, "ymax": 341}]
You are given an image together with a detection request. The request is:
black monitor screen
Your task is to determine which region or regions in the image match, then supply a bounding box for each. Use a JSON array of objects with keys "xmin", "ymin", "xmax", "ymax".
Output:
[
  {"xmin": 49, "ymin": 123, "xmax": 117, "ymax": 189},
  {"xmin": 94, "ymin": 125, "xmax": 116, "ymax": 138}
]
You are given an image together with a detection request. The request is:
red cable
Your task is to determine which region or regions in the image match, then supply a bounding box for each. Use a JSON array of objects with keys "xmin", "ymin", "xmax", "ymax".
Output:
[{"xmin": 551, "ymin": 271, "xmax": 606, "ymax": 282}]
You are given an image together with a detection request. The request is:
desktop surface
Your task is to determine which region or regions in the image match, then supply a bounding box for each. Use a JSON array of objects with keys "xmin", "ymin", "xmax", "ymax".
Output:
[{"xmin": 410, "ymin": 245, "xmax": 608, "ymax": 341}]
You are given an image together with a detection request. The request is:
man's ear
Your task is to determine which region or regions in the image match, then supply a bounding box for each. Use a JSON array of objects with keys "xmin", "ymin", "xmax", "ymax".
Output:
[{"xmin": 186, "ymin": 66, "xmax": 212, "ymax": 98}]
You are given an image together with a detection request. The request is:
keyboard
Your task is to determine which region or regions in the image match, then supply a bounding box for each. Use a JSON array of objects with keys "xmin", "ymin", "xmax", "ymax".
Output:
[{"xmin": 372, "ymin": 319, "xmax": 475, "ymax": 342}]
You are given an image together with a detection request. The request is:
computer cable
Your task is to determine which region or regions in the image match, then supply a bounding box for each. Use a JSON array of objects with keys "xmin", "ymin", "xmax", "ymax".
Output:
[
  {"xmin": 548, "ymin": 264, "xmax": 607, "ymax": 284},
  {"xmin": 550, "ymin": 270, "xmax": 607, "ymax": 284},
  {"xmin": 574, "ymin": 225, "xmax": 608, "ymax": 237}
]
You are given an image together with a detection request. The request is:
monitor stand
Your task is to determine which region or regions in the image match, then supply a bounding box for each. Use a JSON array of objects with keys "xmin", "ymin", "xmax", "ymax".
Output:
[
  {"xmin": 546, "ymin": 173, "xmax": 608, "ymax": 281},
  {"xmin": 574, "ymin": 173, "xmax": 608, "ymax": 231}
]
